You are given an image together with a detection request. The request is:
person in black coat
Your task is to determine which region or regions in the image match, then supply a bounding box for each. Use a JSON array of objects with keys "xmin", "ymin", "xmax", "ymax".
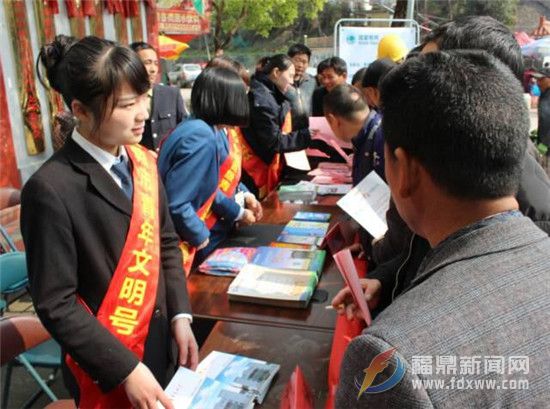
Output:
[
  {"xmin": 130, "ymin": 42, "xmax": 188, "ymax": 152},
  {"xmin": 240, "ymin": 54, "xmax": 312, "ymax": 198},
  {"xmin": 23, "ymin": 35, "xmax": 197, "ymax": 409}
]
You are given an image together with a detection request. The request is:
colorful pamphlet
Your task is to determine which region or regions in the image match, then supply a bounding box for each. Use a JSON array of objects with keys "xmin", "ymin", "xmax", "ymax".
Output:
[
  {"xmin": 163, "ymin": 366, "xmax": 254, "ymax": 409},
  {"xmin": 281, "ymin": 220, "xmax": 330, "ymax": 238},
  {"xmin": 252, "ymin": 246, "xmax": 326, "ymax": 276},
  {"xmin": 293, "ymin": 211, "xmax": 331, "ymax": 222},
  {"xmin": 276, "ymin": 234, "xmax": 320, "ymax": 246},
  {"xmin": 270, "ymin": 242, "xmax": 316, "ymax": 251},
  {"xmin": 163, "ymin": 351, "xmax": 280, "ymax": 408},
  {"xmin": 228, "ymin": 264, "xmax": 319, "ymax": 308},
  {"xmin": 197, "ymin": 351, "xmax": 280, "ymax": 404},
  {"xmin": 198, "ymin": 247, "xmax": 256, "ymax": 276}
]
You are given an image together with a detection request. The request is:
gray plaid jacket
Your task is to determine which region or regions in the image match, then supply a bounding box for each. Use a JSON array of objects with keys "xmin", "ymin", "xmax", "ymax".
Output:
[{"xmin": 336, "ymin": 216, "xmax": 550, "ymax": 408}]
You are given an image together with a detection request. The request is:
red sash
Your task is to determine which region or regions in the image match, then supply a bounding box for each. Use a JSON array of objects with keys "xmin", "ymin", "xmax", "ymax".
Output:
[
  {"xmin": 237, "ymin": 112, "xmax": 292, "ymax": 200},
  {"xmin": 179, "ymin": 128, "xmax": 242, "ymax": 275},
  {"xmin": 66, "ymin": 145, "xmax": 161, "ymax": 409}
]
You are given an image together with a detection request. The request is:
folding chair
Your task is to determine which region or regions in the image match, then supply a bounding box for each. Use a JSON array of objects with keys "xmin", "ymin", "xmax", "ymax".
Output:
[
  {"xmin": 0, "ymin": 251, "xmax": 29, "ymax": 314},
  {"xmin": 1, "ymin": 315, "xmax": 62, "ymax": 408}
]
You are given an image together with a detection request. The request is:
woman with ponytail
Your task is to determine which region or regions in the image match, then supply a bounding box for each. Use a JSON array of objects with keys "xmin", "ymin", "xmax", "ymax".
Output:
[
  {"xmin": 239, "ymin": 54, "xmax": 314, "ymax": 199},
  {"xmin": 21, "ymin": 35, "xmax": 197, "ymax": 409}
]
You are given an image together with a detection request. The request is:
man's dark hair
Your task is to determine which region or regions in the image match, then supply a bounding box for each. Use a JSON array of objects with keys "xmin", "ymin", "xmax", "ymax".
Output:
[
  {"xmin": 380, "ymin": 50, "xmax": 529, "ymax": 199},
  {"xmin": 37, "ymin": 35, "xmax": 150, "ymax": 133},
  {"xmin": 362, "ymin": 58, "xmax": 397, "ymax": 88},
  {"xmin": 129, "ymin": 41, "xmax": 155, "ymax": 53},
  {"xmin": 351, "ymin": 67, "xmax": 368, "ymax": 87},
  {"xmin": 206, "ymin": 56, "xmax": 250, "ymax": 86},
  {"xmin": 191, "ymin": 67, "xmax": 249, "ymax": 127},
  {"xmin": 287, "ymin": 43, "xmax": 311, "ymax": 60},
  {"xmin": 324, "ymin": 84, "xmax": 369, "ymax": 121},
  {"xmin": 423, "ymin": 15, "xmax": 523, "ymax": 81},
  {"xmin": 318, "ymin": 57, "xmax": 347, "ymax": 76}
]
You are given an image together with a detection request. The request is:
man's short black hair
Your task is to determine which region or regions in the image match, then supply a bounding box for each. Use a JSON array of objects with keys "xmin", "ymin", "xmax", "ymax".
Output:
[
  {"xmin": 380, "ymin": 50, "xmax": 529, "ymax": 199},
  {"xmin": 351, "ymin": 67, "xmax": 368, "ymax": 86},
  {"xmin": 191, "ymin": 67, "xmax": 249, "ymax": 127},
  {"xmin": 362, "ymin": 58, "xmax": 397, "ymax": 88},
  {"xmin": 288, "ymin": 44, "xmax": 311, "ymax": 60},
  {"xmin": 324, "ymin": 84, "xmax": 368, "ymax": 121},
  {"xmin": 129, "ymin": 41, "xmax": 155, "ymax": 53},
  {"xmin": 318, "ymin": 57, "xmax": 347, "ymax": 76},
  {"xmin": 423, "ymin": 16, "xmax": 523, "ymax": 81}
]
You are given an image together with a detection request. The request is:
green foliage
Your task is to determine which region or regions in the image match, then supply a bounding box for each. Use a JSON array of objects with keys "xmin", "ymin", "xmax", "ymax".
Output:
[
  {"xmin": 211, "ymin": 0, "xmax": 326, "ymax": 50},
  {"xmin": 421, "ymin": 0, "xmax": 519, "ymax": 27}
]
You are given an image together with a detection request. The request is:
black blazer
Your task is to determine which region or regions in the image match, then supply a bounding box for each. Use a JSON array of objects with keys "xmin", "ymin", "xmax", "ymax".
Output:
[
  {"xmin": 20, "ymin": 137, "xmax": 192, "ymax": 395},
  {"xmin": 141, "ymin": 84, "xmax": 188, "ymax": 151}
]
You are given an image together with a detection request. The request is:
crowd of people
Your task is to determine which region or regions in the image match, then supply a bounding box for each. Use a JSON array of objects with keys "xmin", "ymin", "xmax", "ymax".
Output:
[{"xmin": 20, "ymin": 14, "xmax": 550, "ymax": 409}]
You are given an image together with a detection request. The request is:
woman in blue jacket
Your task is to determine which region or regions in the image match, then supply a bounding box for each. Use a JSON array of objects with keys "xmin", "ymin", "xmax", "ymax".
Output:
[{"xmin": 158, "ymin": 67, "xmax": 261, "ymax": 271}]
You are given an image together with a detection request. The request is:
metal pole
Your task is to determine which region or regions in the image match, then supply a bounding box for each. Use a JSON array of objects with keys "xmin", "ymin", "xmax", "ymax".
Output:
[
  {"xmin": 406, "ymin": 0, "xmax": 415, "ymax": 27},
  {"xmin": 203, "ymin": 34, "xmax": 211, "ymax": 60}
]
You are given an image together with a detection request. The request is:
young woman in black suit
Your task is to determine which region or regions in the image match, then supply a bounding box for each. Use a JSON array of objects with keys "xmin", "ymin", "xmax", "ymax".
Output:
[{"xmin": 22, "ymin": 35, "xmax": 197, "ymax": 409}]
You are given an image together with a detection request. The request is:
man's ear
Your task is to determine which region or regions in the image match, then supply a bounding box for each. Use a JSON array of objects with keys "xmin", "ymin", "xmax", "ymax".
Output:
[
  {"xmin": 325, "ymin": 113, "xmax": 339, "ymax": 131},
  {"xmin": 393, "ymin": 147, "xmax": 421, "ymax": 200}
]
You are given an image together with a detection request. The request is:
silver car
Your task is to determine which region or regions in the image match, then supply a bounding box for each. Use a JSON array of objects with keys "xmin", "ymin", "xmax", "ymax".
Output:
[{"xmin": 168, "ymin": 63, "xmax": 202, "ymax": 88}]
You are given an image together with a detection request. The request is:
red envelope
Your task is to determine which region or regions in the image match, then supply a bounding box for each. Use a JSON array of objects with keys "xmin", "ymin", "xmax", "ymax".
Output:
[
  {"xmin": 333, "ymin": 249, "xmax": 372, "ymax": 326},
  {"xmin": 280, "ymin": 366, "xmax": 314, "ymax": 409}
]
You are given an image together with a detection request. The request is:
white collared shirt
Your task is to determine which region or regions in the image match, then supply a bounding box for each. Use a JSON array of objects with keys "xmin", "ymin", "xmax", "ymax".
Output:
[{"xmin": 71, "ymin": 129, "xmax": 129, "ymax": 189}]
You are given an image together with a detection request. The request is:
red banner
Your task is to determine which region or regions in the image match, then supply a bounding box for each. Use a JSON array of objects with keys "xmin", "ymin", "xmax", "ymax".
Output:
[
  {"xmin": 5, "ymin": 0, "xmax": 45, "ymax": 156},
  {"xmin": 157, "ymin": 1, "xmax": 211, "ymax": 42},
  {"xmin": 145, "ymin": 0, "xmax": 158, "ymax": 51},
  {"xmin": 0, "ymin": 62, "xmax": 21, "ymax": 189}
]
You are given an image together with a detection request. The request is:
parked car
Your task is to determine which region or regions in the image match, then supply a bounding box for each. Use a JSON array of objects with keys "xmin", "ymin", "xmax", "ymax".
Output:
[{"xmin": 167, "ymin": 63, "xmax": 202, "ymax": 88}]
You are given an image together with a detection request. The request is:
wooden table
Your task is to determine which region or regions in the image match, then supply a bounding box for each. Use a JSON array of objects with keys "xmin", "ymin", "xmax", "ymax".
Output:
[
  {"xmin": 199, "ymin": 321, "xmax": 333, "ymax": 408},
  {"xmin": 187, "ymin": 194, "xmax": 346, "ymax": 332},
  {"xmin": 187, "ymin": 258, "xmax": 343, "ymax": 332}
]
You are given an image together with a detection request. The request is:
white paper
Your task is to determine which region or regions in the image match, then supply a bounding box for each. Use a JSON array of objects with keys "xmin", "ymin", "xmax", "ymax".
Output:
[
  {"xmin": 316, "ymin": 184, "xmax": 352, "ymax": 196},
  {"xmin": 337, "ymin": 171, "xmax": 390, "ymax": 239},
  {"xmin": 284, "ymin": 150, "xmax": 311, "ymax": 171}
]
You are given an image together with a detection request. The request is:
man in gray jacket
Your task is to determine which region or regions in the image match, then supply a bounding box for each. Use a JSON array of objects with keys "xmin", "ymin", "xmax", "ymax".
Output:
[
  {"xmin": 286, "ymin": 43, "xmax": 316, "ymax": 130},
  {"xmin": 336, "ymin": 50, "xmax": 550, "ymax": 408}
]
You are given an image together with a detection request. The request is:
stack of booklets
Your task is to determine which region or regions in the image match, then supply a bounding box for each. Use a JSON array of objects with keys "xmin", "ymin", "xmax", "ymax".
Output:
[
  {"xmin": 163, "ymin": 351, "xmax": 280, "ymax": 408},
  {"xmin": 275, "ymin": 213, "xmax": 331, "ymax": 250},
  {"xmin": 227, "ymin": 246, "xmax": 327, "ymax": 308},
  {"xmin": 197, "ymin": 247, "xmax": 256, "ymax": 276},
  {"xmin": 278, "ymin": 182, "xmax": 318, "ymax": 204},
  {"xmin": 308, "ymin": 162, "xmax": 352, "ymax": 195}
]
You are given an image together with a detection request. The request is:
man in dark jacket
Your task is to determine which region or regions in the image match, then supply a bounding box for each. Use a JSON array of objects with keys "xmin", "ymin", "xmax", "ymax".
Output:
[{"xmin": 131, "ymin": 42, "xmax": 188, "ymax": 152}]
